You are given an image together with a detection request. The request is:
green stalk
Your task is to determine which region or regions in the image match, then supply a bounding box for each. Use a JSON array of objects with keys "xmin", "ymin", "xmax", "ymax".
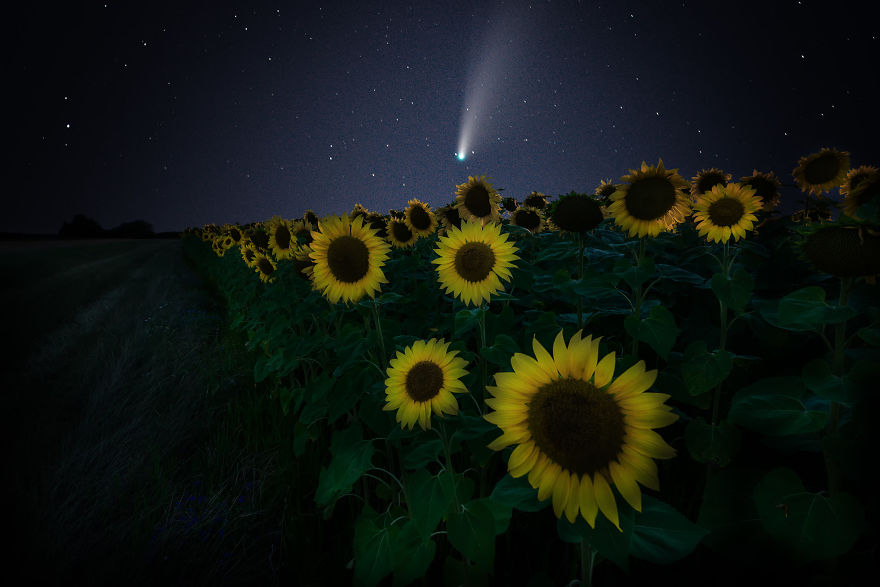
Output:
[
  {"xmin": 824, "ymin": 276, "xmax": 852, "ymax": 494},
  {"xmin": 710, "ymin": 241, "xmax": 731, "ymax": 428},
  {"xmin": 630, "ymin": 238, "xmax": 646, "ymax": 356},
  {"xmin": 577, "ymin": 231, "xmax": 585, "ymax": 330},
  {"xmin": 371, "ymin": 299, "xmax": 388, "ymax": 370},
  {"xmin": 580, "ymin": 540, "xmax": 596, "ymax": 587},
  {"xmin": 479, "ymin": 303, "xmax": 488, "ymax": 407}
]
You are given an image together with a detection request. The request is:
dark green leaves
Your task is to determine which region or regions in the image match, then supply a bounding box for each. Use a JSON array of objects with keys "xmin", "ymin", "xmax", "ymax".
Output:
[
  {"xmin": 680, "ymin": 340, "xmax": 733, "ymax": 396},
  {"xmin": 315, "ymin": 424, "xmax": 375, "ymax": 511},
  {"xmin": 624, "ymin": 305, "xmax": 679, "ymax": 359},
  {"xmin": 685, "ymin": 417, "xmax": 740, "ymax": 466},
  {"xmin": 728, "ymin": 377, "xmax": 827, "ymax": 436},
  {"xmin": 629, "ymin": 496, "xmax": 709, "ymax": 564},
  {"xmin": 753, "ymin": 468, "xmax": 866, "ymax": 561},
  {"xmin": 710, "ymin": 268, "xmax": 753, "ymax": 314}
]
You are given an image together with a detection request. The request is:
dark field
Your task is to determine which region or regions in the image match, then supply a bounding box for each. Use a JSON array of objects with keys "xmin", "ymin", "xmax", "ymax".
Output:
[{"xmin": 3, "ymin": 239, "xmax": 295, "ymax": 584}]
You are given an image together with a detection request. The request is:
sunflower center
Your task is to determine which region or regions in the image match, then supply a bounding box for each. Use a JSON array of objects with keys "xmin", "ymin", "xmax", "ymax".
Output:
[
  {"xmin": 804, "ymin": 153, "xmax": 842, "ymax": 185},
  {"xmin": 553, "ymin": 195, "xmax": 603, "ymax": 232},
  {"xmin": 410, "ymin": 206, "xmax": 432, "ymax": 230},
  {"xmin": 327, "ymin": 235, "xmax": 370, "ymax": 283},
  {"xmin": 275, "ymin": 225, "xmax": 291, "ymax": 249},
  {"xmin": 405, "ymin": 361, "xmax": 444, "ymax": 402},
  {"xmin": 625, "ymin": 177, "xmax": 676, "ymax": 220},
  {"xmin": 465, "ymin": 185, "xmax": 492, "ymax": 217},
  {"xmin": 527, "ymin": 377, "xmax": 625, "ymax": 476},
  {"xmin": 697, "ymin": 174, "xmax": 726, "ymax": 195},
  {"xmin": 454, "ymin": 242, "xmax": 496, "ymax": 282},
  {"xmin": 391, "ymin": 221, "xmax": 413, "ymax": 243},
  {"xmin": 257, "ymin": 257, "xmax": 275, "ymax": 275},
  {"xmin": 514, "ymin": 209, "xmax": 540, "ymax": 230},
  {"xmin": 707, "ymin": 197, "xmax": 745, "ymax": 227}
]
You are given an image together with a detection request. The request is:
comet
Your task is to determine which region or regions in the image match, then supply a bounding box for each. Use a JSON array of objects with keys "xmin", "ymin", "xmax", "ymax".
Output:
[{"xmin": 455, "ymin": 10, "xmax": 526, "ymax": 162}]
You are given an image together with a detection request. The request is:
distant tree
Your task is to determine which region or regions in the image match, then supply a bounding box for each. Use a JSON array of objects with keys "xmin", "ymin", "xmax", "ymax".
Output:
[
  {"xmin": 59, "ymin": 214, "xmax": 105, "ymax": 238},
  {"xmin": 108, "ymin": 220, "xmax": 154, "ymax": 238}
]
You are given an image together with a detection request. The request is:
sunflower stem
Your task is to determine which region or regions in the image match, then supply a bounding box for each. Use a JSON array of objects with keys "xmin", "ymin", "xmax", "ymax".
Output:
[
  {"xmin": 580, "ymin": 540, "xmax": 596, "ymax": 587},
  {"xmin": 437, "ymin": 422, "xmax": 461, "ymax": 512},
  {"xmin": 577, "ymin": 231, "xmax": 585, "ymax": 330},
  {"xmin": 824, "ymin": 276, "xmax": 852, "ymax": 495},
  {"xmin": 371, "ymin": 299, "xmax": 388, "ymax": 370},
  {"xmin": 630, "ymin": 237, "xmax": 647, "ymax": 356},
  {"xmin": 710, "ymin": 242, "xmax": 732, "ymax": 429},
  {"xmin": 479, "ymin": 303, "xmax": 488, "ymax": 408}
]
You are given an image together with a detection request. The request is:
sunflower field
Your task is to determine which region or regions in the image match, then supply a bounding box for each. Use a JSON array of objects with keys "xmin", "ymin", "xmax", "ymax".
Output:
[{"xmin": 182, "ymin": 153, "xmax": 879, "ymax": 585}]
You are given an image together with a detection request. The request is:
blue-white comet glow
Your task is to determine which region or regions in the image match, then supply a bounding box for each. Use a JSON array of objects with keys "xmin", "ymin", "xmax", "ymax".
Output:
[{"xmin": 455, "ymin": 11, "xmax": 526, "ymax": 162}]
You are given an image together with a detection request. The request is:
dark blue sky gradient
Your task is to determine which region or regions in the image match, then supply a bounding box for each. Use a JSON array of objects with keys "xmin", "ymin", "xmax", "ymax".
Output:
[{"xmin": 10, "ymin": 0, "xmax": 879, "ymax": 233}]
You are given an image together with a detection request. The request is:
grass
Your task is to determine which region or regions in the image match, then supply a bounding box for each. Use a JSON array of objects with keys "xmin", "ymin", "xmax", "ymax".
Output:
[{"xmin": 6, "ymin": 239, "xmax": 315, "ymax": 585}]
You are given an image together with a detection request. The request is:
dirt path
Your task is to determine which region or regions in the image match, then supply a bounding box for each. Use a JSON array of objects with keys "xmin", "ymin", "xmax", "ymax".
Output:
[{"xmin": 8, "ymin": 240, "xmax": 237, "ymax": 583}]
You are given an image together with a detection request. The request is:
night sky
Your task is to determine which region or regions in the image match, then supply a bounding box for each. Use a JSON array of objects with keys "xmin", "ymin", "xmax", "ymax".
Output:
[{"xmin": 10, "ymin": 0, "xmax": 879, "ymax": 235}]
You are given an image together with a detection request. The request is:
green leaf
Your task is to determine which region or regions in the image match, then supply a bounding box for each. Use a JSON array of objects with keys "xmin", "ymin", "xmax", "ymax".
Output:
[
  {"xmin": 472, "ymin": 497, "xmax": 513, "ymax": 535},
  {"xmin": 404, "ymin": 470, "xmax": 451, "ymax": 539},
  {"xmin": 315, "ymin": 423, "xmax": 375, "ymax": 510},
  {"xmin": 390, "ymin": 520, "xmax": 436, "ymax": 587},
  {"xmin": 353, "ymin": 507, "xmax": 395, "ymax": 587},
  {"xmin": 624, "ymin": 305, "xmax": 679, "ymax": 359},
  {"xmin": 438, "ymin": 470, "xmax": 475, "ymax": 507},
  {"xmin": 480, "ymin": 333, "xmax": 520, "ymax": 369},
  {"xmin": 454, "ymin": 308, "xmax": 482, "ymax": 339},
  {"xmin": 684, "ymin": 417, "xmax": 740, "ymax": 466},
  {"xmin": 753, "ymin": 468, "xmax": 866, "ymax": 561},
  {"xmin": 446, "ymin": 499, "xmax": 497, "ymax": 573},
  {"xmin": 728, "ymin": 376, "xmax": 827, "ymax": 436},
  {"xmin": 857, "ymin": 327, "xmax": 880, "ymax": 347},
  {"xmin": 556, "ymin": 507, "xmax": 634, "ymax": 571},
  {"xmin": 401, "ymin": 438, "xmax": 443, "ymax": 470},
  {"xmin": 489, "ymin": 473, "xmax": 548, "ymax": 513},
  {"xmin": 710, "ymin": 268, "xmax": 754, "ymax": 313},
  {"xmin": 680, "ymin": 341, "xmax": 733, "ymax": 396},
  {"xmin": 801, "ymin": 358, "xmax": 857, "ymax": 404},
  {"xmin": 615, "ymin": 255, "xmax": 656, "ymax": 290},
  {"xmin": 630, "ymin": 496, "xmax": 709, "ymax": 564},
  {"xmin": 776, "ymin": 286, "xmax": 857, "ymax": 331},
  {"xmin": 697, "ymin": 466, "xmax": 770, "ymax": 560},
  {"xmin": 655, "ymin": 263, "xmax": 707, "ymax": 286}
]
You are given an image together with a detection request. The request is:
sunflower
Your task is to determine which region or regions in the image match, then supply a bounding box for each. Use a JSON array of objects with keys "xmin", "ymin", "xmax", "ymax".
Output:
[
  {"xmin": 303, "ymin": 209, "xmax": 319, "ymax": 230},
  {"xmin": 350, "ymin": 203, "xmax": 371, "ymax": 221},
  {"xmin": 266, "ymin": 216, "xmax": 296, "ymax": 260},
  {"xmin": 253, "ymin": 252, "xmax": 277, "ymax": 283},
  {"xmin": 739, "ymin": 170, "xmax": 782, "ymax": 212},
  {"xmin": 608, "ymin": 159, "xmax": 692, "ymax": 238},
  {"xmin": 364, "ymin": 212, "xmax": 389, "ymax": 239},
  {"xmin": 240, "ymin": 242, "xmax": 259, "ymax": 268},
  {"xmin": 382, "ymin": 338, "xmax": 470, "ymax": 430},
  {"xmin": 840, "ymin": 166, "xmax": 880, "ymax": 219},
  {"xmin": 692, "ymin": 183, "xmax": 763, "ymax": 243},
  {"xmin": 510, "ymin": 206, "xmax": 545, "ymax": 234},
  {"xmin": 290, "ymin": 219, "xmax": 314, "ymax": 246},
  {"xmin": 801, "ymin": 223, "xmax": 880, "ymax": 278},
  {"xmin": 431, "ymin": 219, "xmax": 520, "ymax": 307},
  {"xmin": 308, "ymin": 214, "xmax": 391, "ymax": 304},
  {"xmin": 690, "ymin": 168, "xmax": 731, "ymax": 200},
  {"xmin": 455, "ymin": 175, "xmax": 502, "ymax": 225},
  {"xmin": 387, "ymin": 217, "xmax": 418, "ymax": 248},
  {"xmin": 523, "ymin": 191, "xmax": 549, "ymax": 211},
  {"xmin": 404, "ymin": 198, "xmax": 438, "ymax": 237},
  {"xmin": 501, "ymin": 196, "xmax": 520, "ymax": 214},
  {"xmin": 594, "ymin": 179, "xmax": 619, "ymax": 207},
  {"xmin": 292, "ymin": 243, "xmax": 315, "ymax": 281},
  {"xmin": 484, "ymin": 329, "xmax": 678, "ymax": 529},
  {"xmin": 224, "ymin": 224, "xmax": 244, "ymax": 244},
  {"xmin": 793, "ymin": 148, "xmax": 851, "ymax": 195},
  {"xmin": 436, "ymin": 204, "xmax": 463, "ymax": 237},
  {"xmin": 549, "ymin": 192, "xmax": 605, "ymax": 234}
]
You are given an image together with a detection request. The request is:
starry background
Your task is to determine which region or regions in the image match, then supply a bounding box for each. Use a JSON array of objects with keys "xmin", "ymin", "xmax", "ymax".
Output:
[{"xmin": 9, "ymin": 0, "xmax": 879, "ymax": 235}]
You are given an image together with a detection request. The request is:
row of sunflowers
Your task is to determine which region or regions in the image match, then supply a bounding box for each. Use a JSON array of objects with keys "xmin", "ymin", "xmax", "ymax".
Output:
[{"xmin": 182, "ymin": 149, "xmax": 877, "ymax": 585}]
